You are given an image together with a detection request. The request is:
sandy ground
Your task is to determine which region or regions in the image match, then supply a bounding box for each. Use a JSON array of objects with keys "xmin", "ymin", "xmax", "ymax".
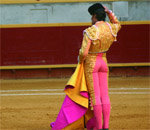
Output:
[{"xmin": 0, "ymin": 77, "xmax": 150, "ymax": 130}]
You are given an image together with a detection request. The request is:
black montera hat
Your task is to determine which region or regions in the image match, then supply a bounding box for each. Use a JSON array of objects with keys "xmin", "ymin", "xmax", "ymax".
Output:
[{"xmin": 88, "ymin": 3, "xmax": 105, "ymax": 15}]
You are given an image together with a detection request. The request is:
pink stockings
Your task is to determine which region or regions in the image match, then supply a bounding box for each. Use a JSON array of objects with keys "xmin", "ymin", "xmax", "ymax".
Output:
[
  {"xmin": 86, "ymin": 53, "xmax": 111, "ymax": 130},
  {"xmin": 93, "ymin": 104, "xmax": 111, "ymax": 129},
  {"xmin": 102, "ymin": 104, "xmax": 111, "ymax": 129}
]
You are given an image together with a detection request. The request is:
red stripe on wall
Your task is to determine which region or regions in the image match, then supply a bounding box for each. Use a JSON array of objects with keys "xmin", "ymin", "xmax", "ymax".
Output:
[{"xmin": 1, "ymin": 24, "xmax": 149, "ymax": 66}]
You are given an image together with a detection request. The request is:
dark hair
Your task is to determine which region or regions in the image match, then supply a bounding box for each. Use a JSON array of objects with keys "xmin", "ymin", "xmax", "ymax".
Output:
[{"xmin": 88, "ymin": 3, "xmax": 106, "ymax": 21}]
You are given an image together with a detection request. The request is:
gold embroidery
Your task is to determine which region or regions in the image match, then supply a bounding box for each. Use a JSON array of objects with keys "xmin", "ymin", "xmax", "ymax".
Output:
[
  {"xmin": 79, "ymin": 34, "xmax": 90, "ymax": 63},
  {"xmin": 88, "ymin": 23, "xmax": 114, "ymax": 53},
  {"xmin": 84, "ymin": 54, "xmax": 97, "ymax": 108}
]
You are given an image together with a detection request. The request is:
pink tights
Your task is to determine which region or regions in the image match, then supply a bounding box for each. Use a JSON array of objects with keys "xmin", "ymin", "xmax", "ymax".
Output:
[{"xmin": 87, "ymin": 53, "xmax": 111, "ymax": 129}]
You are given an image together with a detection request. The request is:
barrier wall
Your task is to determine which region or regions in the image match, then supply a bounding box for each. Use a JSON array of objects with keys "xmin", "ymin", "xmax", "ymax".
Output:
[{"xmin": 1, "ymin": 23, "xmax": 150, "ymax": 66}]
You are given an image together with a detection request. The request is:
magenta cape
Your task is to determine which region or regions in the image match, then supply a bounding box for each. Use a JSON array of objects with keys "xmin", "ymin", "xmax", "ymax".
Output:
[{"xmin": 50, "ymin": 95, "xmax": 88, "ymax": 130}]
